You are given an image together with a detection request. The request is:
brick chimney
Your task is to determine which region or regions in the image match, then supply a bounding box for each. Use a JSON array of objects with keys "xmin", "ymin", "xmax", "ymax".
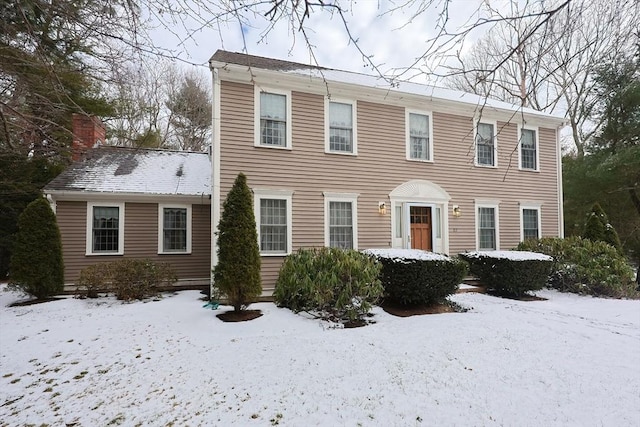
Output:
[{"xmin": 72, "ymin": 113, "xmax": 106, "ymax": 161}]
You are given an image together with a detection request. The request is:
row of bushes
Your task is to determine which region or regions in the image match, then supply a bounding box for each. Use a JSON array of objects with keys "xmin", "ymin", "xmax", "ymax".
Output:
[
  {"xmin": 77, "ymin": 259, "xmax": 177, "ymax": 301},
  {"xmin": 273, "ymin": 237, "xmax": 637, "ymax": 324}
]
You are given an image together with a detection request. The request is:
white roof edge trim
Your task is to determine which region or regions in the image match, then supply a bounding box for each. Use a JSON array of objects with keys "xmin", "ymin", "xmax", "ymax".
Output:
[
  {"xmin": 46, "ymin": 190, "xmax": 211, "ymax": 204},
  {"xmin": 211, "ymin": 61, "xmax": 565, "ymax": 125}
]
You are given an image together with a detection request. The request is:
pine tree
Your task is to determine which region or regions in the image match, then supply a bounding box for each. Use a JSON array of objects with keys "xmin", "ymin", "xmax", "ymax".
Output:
[
  {"xmin": 583, "ymin": 202, "xmax": 622, "ymax": 252},
  {"xmin": 213, "ymin": 173, "xmax": 261, "ymax": 311},
  {"xmin": 9, "ymin": 197, "xmax": 64, "ymax": 299}
]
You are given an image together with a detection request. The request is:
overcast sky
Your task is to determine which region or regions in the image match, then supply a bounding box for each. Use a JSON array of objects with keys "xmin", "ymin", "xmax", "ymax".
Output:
[{"xmin": 148, "ymin": 0, "xmax": 491, "ymax": 84}]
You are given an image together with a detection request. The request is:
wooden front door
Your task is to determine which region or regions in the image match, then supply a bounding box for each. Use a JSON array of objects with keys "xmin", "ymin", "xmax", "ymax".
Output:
[{"xmin": 410, "ymin": 206, "xmax": 432, "ymax": 251}]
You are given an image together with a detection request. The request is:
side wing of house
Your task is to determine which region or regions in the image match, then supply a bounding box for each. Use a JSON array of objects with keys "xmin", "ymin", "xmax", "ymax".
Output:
[
  {"xmin": 45, "ymin": 148, "xmax": 212, "ymax": 291},
  {"xmin": 211, "ymin": 54, "xmax": 565, "ymax": 295}
]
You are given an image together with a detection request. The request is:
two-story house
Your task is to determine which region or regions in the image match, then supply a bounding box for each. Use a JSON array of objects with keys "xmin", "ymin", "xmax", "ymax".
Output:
[
  {"xmin": 45, "ymin": 50, "xmax": 565, "ymax": 295},
  {"xmin": 209, "ymin": 50, "xmax": 565, "ymax": 294}
]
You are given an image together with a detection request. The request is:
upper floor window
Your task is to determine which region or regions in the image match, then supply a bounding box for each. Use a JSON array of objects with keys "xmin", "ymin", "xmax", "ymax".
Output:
[
  {"xmin": 87, "ymin": 202, "xmax": 124, "ymax": 255},
  {"xmin": 253, "ymin": 189, "xmax": 293, "ymax": 256},
  {"xmin": 406, "ymin": 111, "xmax": 433, "ymax": 161},
  {"xmin": 158, "ymin": 204, "xmax": 191, "ymax": 254},
  {"xmin": 324, "ymin": 192, "xmax": 358, "ymax": 249},
  {"xmin": 255, "ymin": 88, "xmax": 291, "ymax": 149},
  {"xmin": 519, "ymin": 127, "xmax": 538, "ymax": 171},
  {"xmin": 325, "ymin": 99, "xmax": 357, "ymax": 154},
  {"xmin": 476, "ymin": 121, "xmax": 497, "ymax": 167}
]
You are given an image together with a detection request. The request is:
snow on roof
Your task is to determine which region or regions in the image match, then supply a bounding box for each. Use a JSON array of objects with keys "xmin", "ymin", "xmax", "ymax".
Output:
[
  {"xmin": 462, "ymin": 250, "xmax": 553, "ymax": 261},
  {"xmin": 45, "ymin": 146, "xmax": 211, "ymax": 196},
  {"xmin": 363, "ymin": 248, "xmax": 451, "ymax": 262},
  {"xmin": 210, "ymin": 50, "xmax": 565, "ymax": 121}
]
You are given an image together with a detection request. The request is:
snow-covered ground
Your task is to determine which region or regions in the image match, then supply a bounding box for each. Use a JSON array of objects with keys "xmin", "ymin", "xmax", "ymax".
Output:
[{"xmin": 1, "ymin": 285, "xmax": 639, "ymax": 426}]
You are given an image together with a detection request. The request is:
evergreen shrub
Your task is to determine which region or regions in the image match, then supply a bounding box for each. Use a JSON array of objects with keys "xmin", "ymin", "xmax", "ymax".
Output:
[
  {"xmin": 9, "ymin": 197, "xmax": 64, "ymax": 299},
  {"xmin": 459, "ymin": 251, "xmax": 552, "ymax": 297},
  {"xmin": 582, "ymin": 203, "xmax": 622, "ymax": 252},
  {"xmin": 364, "ymin": 249, "xmax": 467, "ymax": 306},
  {"xmin": 274, "ymin": 247, "xmax": 383, "ymax": 323},
  {"xmin": 517, "ymin": 237, "xmax": 636, "ymax": 298},
  {"xmin": 213, "ymin": 173, "xmax": 262, "ymax": 311}
]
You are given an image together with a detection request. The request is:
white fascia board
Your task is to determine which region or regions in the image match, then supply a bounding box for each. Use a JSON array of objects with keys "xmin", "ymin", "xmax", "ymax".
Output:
[{"xmin": 46, "ymin": 190, "xmax": 211, "ymax": 205}]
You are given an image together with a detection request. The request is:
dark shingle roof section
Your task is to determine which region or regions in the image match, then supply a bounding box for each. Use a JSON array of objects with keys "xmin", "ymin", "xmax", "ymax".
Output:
[
  {"xmin": 45, "ymin": 146, "xmax": 211, "ymax": 196},
  {"xmin": 210, "ymin": 50, "xmax": 327, "ymax": 72}
]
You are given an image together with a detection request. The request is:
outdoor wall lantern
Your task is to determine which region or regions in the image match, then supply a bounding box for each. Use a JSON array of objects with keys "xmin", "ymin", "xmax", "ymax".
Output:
[
  {"xmin": 378, "ymin": 202, "xmax": 387, "ymax": 215},
  {"xmin": 452, "ymin": 205, "xmax": 461, "ymax": 218}
]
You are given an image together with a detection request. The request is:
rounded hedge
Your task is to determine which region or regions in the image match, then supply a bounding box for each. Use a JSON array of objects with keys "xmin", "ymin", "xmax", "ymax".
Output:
[
  {"xmin": 459, "ymin": 251, "xmax": 553, "ymax": 297},
  {"xmin": 364, "ymin": 249, "xmax": 467, "ymax": 306}
]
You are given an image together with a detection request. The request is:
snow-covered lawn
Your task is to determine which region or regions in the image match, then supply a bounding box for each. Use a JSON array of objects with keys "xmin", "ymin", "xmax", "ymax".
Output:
[{"xmin": 1, "ymin": 285, "xmax": 639, "ymax": 426}]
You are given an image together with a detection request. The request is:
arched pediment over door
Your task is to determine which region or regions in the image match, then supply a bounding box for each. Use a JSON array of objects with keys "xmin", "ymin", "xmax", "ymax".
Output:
[{"xmin": 389, "ymin": 180, "xmax": 451, "ymax": 254}]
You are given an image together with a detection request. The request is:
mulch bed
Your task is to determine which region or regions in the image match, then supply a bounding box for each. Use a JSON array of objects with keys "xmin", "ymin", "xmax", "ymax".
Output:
[
  {"xmin": 9, "ymin": 297, "xmax": 65, "ymax": 307},
  {"xmin": 380, "ymin": 300, "xmax": 458, "ymax": 317},
  {"xmin": 216, "ymin": 309, "xmax": 263, "ymax": 322},
  {"xmin": 486, "ymin": 290, "xmax": 547, "ymax": 301}
]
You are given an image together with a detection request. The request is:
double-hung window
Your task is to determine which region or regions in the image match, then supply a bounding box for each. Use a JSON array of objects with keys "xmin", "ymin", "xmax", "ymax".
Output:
[
  {"xmin": 325, "ymin": 99, "xmax": 357, "ymax": 154},
  {"xmin": 476, "ymin": 121, "xmax": 497, "ymax": 167},
  {"xmin": 158, "ymin": 204, "xmax": 191, "ymax": 254},
  {"xmin": 255, "ymin": 88, "xmax": 291, "ymax": 149},
  {"xmin": 324, "ymin": 192, "xmax": 358, "ymax": 249},
  {"xmin": 521, "ymin": 205, "xmax": 541, "ymax": 241},
  {"xmin": 519, "ymin": 127, "xmax": 538, "ymax": 171},
  {"xmin": 406, "ymin": 111, "xmax": 433, "ymax": 161},
  {"xmin": 476, "ymin": 202, "xmax": 499, "ymax": 250},
  {"xmin": 87, "ymin": 203, "xmax": 124, "ymax": 255},
  {"xmin": 254, "ymin": 189, "xmax": 293, "ymax": 255}
]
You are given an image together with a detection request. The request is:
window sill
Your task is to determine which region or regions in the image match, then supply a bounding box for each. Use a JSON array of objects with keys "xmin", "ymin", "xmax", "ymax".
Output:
[
  {"xmin": 260, "ymin": 252, "xmax": 290, "ymax": 257},
  {"xmin": 406, "ymin": 158, "xmax": 434, "ymax": 163},
  {"xmin": 158, "ymin": 251, "xmax": 191, "ymax": 255},
  {"xmin": 325, "ymin": 150, "xmax": 358, "ymax": 156},
  {"xmin": 85, "ymin": 252, "xmax": 124, "ymax": 256},
  {"xmin": 254, "ymin": 143, "xmax": 292, "ymax": 150},
  {"xmin": 474, "ymin": 164, "xmax": 498, "ymax": 169},
  {"xmin": 518, "ymin": 168, "xmax": 540, "ymax": 173}
]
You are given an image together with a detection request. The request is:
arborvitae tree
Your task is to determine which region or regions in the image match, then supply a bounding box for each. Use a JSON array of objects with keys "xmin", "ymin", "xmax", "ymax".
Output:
[
  {"xmin": 9, "ymin": 197, "xmax": 64, "ymax": 299},
  {"xmin": 213, "ymin": 173, "xmax": 261, "ymax": 311},
  {"xmin": 583, "ymin": 203, "xmax": 622, "ymax": 252}
]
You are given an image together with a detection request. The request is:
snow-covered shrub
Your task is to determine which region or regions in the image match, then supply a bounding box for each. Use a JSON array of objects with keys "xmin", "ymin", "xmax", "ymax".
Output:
[
  {"xmin": 364, "ymin": 249, "xmax": 467, "ymax": 306},
  {"xmin": 517, "ymin": 237, "xmax": 636, "ymax": 298},
  {"xmin": 77, "ymin": 259, "xmax": 176, "ymax": 301},
  {"xmin": 459, "ymin": 251, "xmax": 552, "ymax": 297},
  {"xmin": 274, "ymin": 247, "xmax": 383, "ymax": 324}
]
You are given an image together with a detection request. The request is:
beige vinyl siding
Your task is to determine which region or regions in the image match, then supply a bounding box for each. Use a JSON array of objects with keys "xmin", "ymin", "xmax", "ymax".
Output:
[
  {"xmin": 220, "ymin": 81, "xmax": 560, "ymax": 291},
  {"xmin": 57, "ymin": 201, "xmax": 211, "ymax": 286}
]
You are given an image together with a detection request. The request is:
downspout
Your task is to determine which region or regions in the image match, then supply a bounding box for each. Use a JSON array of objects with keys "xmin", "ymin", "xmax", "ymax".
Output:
[
  {"xmin": 210, "ymin": 65, "xmax": 222, "ymax": 297},
  {"xmin": 556, "ymin": 124, "xmax": 565, "ymax": 238}
]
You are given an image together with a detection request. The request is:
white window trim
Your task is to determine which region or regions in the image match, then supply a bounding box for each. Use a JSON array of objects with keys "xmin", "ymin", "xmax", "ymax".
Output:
[
  {"xmin": 405, "ymin": 109, "xmax": 434, "ymax": 162},
  {"xmin": 475, "ymin": 200, "xmax": 500, "ymax": 250},
  {"xmin": 253, "ymin": 189, "xmax": 294, "ymax": 256},
  {"xmin": 86, "ymin": 202, "xmax": 125, "ymax": 256},
  {"xmin": 518, "ymin": 125, "xmax": 540, "ymax": 172},
  {"xmin": 157, "ymin": 204, "xmax": 192, "ymax": 255},
  {"xmin": 474, "ymin": 119, "xmax": 498, "ymax": 168},
  {"xmin": 324, "ymin": 98, "xmax": 358, "ymax": 155},
  {"xmin": 520, "ymin": 203, "xmax": 542, "ymax": 241},
  {"xmin": 323, "ymin": 192, "xmax": 359, "ymax": 249},
  {"xmin": 254, "ymin": 86, "xmax": 292, "ymax": 150}
]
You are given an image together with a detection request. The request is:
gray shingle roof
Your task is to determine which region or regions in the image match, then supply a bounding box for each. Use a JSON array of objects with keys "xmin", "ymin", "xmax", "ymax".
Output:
[{"xmin": 45, "ymin": 146, "xmax": 210, "ymax": 196}]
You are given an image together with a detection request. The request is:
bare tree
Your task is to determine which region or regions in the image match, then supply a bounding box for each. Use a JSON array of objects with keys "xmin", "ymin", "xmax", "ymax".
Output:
[
  {"xmin": 446, "ymin": 0, "xmax": 638, "ymax": 157},
  {"xmin": 165, "ymin": 71, "xmax": 211, "ymax": 152}
]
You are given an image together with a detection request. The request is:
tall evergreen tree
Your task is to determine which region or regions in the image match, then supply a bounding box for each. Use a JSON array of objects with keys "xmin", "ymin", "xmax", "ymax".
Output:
[
  {"xmin": 213, "ymin": 173, "xmax": 261, "ymax": 312},
  {"xmin": 9, "ymin": 197, "xmax": 64, "ymax": 299},
  {"xmin": 582, "ymin": 203, "xmax": 622, "ymax": 252}
]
